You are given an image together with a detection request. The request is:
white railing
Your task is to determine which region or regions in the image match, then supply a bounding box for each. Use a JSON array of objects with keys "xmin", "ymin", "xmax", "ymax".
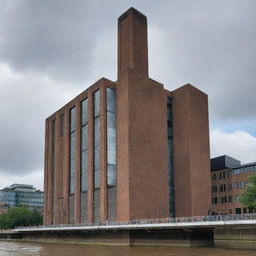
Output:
[{"xmin": 12, "ymin": 213, "xmax": 256, "ymax": 231}]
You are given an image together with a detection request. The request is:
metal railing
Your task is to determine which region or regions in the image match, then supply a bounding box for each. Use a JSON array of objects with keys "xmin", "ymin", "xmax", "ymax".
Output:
[{"xmin": 12, "ymin": 213, "xmax": 256, "ymax": 231}]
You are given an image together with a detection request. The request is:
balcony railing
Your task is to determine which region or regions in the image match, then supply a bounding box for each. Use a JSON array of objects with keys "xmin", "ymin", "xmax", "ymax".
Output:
[{"xmin": 12, "ymin": 213, "xmax": 256, "ymax": 231}]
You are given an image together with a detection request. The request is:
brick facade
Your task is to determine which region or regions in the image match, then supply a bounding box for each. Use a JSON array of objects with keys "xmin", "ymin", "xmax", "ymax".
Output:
[{"xmin": 44, "ymin": 8, "xmax": 211, "ymax": 225}]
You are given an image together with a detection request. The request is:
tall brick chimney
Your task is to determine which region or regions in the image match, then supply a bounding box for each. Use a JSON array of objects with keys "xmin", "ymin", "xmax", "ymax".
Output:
[{"xmin": 118, "ymin": 7, "xmax": 148, "ymax": 80}]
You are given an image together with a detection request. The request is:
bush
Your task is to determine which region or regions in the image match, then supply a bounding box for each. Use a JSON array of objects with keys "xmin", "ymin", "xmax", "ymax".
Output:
[{"xmin": 0, "ymin": 207, "xmax": 43, "ymax": 229}]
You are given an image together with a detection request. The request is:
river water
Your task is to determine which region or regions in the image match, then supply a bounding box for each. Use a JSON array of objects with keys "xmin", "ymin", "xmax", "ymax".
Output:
[{"xmin": 0, "ymin": 241, "xmax": 256, "ymax": 256}]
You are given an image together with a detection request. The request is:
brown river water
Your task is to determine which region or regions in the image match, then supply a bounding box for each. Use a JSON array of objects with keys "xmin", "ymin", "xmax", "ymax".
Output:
[{"xmin": 0, "ymin": 241, "xmax": 256, "ymax": 256}]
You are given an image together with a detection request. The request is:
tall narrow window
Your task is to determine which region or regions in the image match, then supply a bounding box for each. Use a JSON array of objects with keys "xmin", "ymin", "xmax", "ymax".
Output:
[
  {"xmin": 93, "ymin": 90, "xmax": 100, "ymax": 189},
  {"xmin": 81, "ymin": 99, "xmax": 88, "ymax": 192},
  {"xmin": 167, "ymin": 97, "xmax": 175, "ymax": 217},
  {"xmin": 107, "ymin": 88, "xmax": 116, "ymax": 186},
  {"xmin": 69, "ymin": 107, "xmax": 76, "ymax": 194}
]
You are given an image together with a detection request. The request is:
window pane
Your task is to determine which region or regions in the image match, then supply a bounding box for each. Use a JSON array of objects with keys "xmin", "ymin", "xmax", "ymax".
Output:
[
  {"xmin": 94, "ymin": 117, "xmax": 100, "ymax": 188},
  {"xmin": 81, "ymin": 125, "xmax": 88, "ymax": 151},
  {"xmin": 107, "ymin": 164, "xmax": 116, "ymax": 186},
  {"xmin": 94, "ymin": 90, "xmax": 100, "ymax": 117},
  {"xmin": 69, "ymin": 132, "xmax": 76, "ymax": 194},
  {"xmin": 81, "ymin": 99, "xmax": 88, "ymax": 125},
  {"xmin": 167, "ymin": 96, "xmax": 175, "ymax": 217},
  {"xmin": 107, "ymin": 88, "xmax": 116, "ymax": 113},
  {"xmin": 81, "ymin": 150, "xmax": 88, "ymax": 192},
  {"xmin": 107, "ymin": 112, "xmax": 116, "ymax": 165},
  {"xmin": 70, "ymin": 107, "xmax": 76, "ymax": 132},
  {"xmin": 81, "ymin": 125, "xmax": 88, "ymax": 192},
  {"xmin": 107, "ymin": 88, "xmax": 116, "ymax": 186}
]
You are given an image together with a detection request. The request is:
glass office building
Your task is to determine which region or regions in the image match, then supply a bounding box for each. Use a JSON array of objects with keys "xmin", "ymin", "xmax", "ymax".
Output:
[{"xmin": 0, "ymin": 184, "xmax": 44, "ymax": 212}]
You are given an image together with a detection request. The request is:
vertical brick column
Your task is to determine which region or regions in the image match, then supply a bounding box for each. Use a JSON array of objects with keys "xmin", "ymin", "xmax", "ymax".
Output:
[
  {"xmin": 100, "ymin": 86, "xmax": 108, "ymax": 221},
  {"xmin": 43, "ymin": 120, "xmax": 50, "ymax": 225},
  {"xmin": 57, "ymin": 113, "xmax": 64, "ymax": 224},
  {"xmin": 54, "ymin": 114, "xmax": 60, "ymax": 224},
  {"xmin": 75, "ymin": 102, "xmax": 81, "ymax": 224},
  {"xmin": 87, "ymin": 90, "xmax": 94, "ymax": 223},
  {"xmin": 48, "ymin": 120, "xmax": 54, "ymax": 225},
  {"xmin": 63, "ymin": 110, "xmax": 70, "ymax": 224}
]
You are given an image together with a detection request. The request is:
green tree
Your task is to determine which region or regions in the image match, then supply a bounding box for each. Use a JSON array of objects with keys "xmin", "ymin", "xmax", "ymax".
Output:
[
  {"xmin": 0, "ymin": 207, "xmax": 43, "ymax": 229},
  {"xmin": 240, "ymin": 174, "xmax": 256, "ymax": 212}
]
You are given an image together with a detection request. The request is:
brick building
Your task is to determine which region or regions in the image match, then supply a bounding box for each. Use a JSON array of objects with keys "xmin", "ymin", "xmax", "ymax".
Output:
[
  {"xmin": 44, "ymin": 8, "xmax": 211, "ymax": 225},
  {"xmin": 211, "ymin": 155, "xmax": 256, "ymax": 214}
]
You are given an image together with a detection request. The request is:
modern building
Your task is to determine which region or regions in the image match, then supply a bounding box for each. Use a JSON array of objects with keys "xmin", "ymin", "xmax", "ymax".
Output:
[
  {"xmin": 0, "ymin": 184, "xmax": 44, "ymax": 212},
  {"xmin": 211, "ymin": 155, "xmax": 256, "ymax": 214},
  {"xmin": 44, "ymin": 8, "xmax": 211, "ymax": 225}
]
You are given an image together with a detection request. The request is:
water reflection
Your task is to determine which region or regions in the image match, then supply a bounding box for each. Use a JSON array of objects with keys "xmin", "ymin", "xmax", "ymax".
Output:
[{"xmin": 0, "ymin": 241, "xmax": 255, "ymax": 256}]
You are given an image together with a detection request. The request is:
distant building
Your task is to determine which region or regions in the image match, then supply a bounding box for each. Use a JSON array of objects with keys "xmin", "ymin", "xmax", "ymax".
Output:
[
  {"xmin": 44, "ymin": 8, "xmax": 211, "ymax": 225},
  {"xmin": 211, "ymin": 155, "xmax": 256, "ymax": 214},
  {"xmin": 0, "ymin": 184, "xmax": 44, "ymax": 212}
]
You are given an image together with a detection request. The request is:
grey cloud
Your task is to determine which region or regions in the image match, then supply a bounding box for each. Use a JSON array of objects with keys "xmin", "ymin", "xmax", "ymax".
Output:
[
  {"xmin": 0, "ymin": 0, "xmax": 126, "ymax": 83},
  {"xmin": 0, "ymin": 0, "xmax": 255, "ymax": 183},
  {"xmin": 0, "ymin": 69, "xmax": 74, "ymax": 175},
  {"xmin": 145, "ymin": 0, "xmax": 256, "ymax": 123}
]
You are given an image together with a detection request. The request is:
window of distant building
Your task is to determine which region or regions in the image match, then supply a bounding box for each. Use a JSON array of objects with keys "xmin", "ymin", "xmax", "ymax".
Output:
[
  {"xmin": 239, "ymin": 181, "xmax": 245, "ymax": 189},
  {"xmin": 228, "ymin": 196, "xmax": 232, "ymax": 202},
  {"xmin": 235, "ymin": 195, "xmax": 240, "ymax": 202},
  {"xmin": 212, "ymin": 174, "xmax": 217, "ymax": 181},
  {"xmin": 235, "ymin": 208, "xmax": 241, "ymax": 214},
  {"xmin": 234, "ymin": 182, "xmax": 239, "ymax": 190}
]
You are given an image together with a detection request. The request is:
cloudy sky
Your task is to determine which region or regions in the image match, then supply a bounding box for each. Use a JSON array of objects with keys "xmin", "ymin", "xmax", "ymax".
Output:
[{"xmin": 0, "ymin": 0, "xmax": 255, "ymax": 190}]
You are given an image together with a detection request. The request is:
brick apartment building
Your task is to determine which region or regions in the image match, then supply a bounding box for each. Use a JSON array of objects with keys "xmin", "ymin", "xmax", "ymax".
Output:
[
  {"xmin": 44, "ymin": 8, "xmax": 211, "ymax": 225},
  {"xmin": 211, "ymin": 155, "xmax": 256, "ymax": 214}
]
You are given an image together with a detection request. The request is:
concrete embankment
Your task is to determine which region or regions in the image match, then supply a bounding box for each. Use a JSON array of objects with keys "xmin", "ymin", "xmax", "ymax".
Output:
[{"xmin": 215, "ymin": 227, "xmax": 256, "ymax": 249}]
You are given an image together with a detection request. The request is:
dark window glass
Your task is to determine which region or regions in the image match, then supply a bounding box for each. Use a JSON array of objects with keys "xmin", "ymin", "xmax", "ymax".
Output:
[
  {"xmin": 70, "ymin": 107, "xmax": 76, "ymax": 133},
  {"xmin": 69, "ymin": 107, "xmax": 76, "ymax": 194},
  {"xmin": 167, "ymin": 96, "xmax": 175, "ymax": 217},
  {"xmin": 107, "ymin": 88, "xmax": 116, "ymax": 186},
  {"xmin": 81, "ymin": 99, "xmax": 88, "ymax": 192},
  {"xmin": 69, "ymin": 132, "xmax": 76, "ymax": 194},
  {"xmin": 235, "ymin": 208, "xmax": 241, "ymax": 214},
  {"xmin": 93, "ymin": 90, "xmax": 100, "ymax": 189}
]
